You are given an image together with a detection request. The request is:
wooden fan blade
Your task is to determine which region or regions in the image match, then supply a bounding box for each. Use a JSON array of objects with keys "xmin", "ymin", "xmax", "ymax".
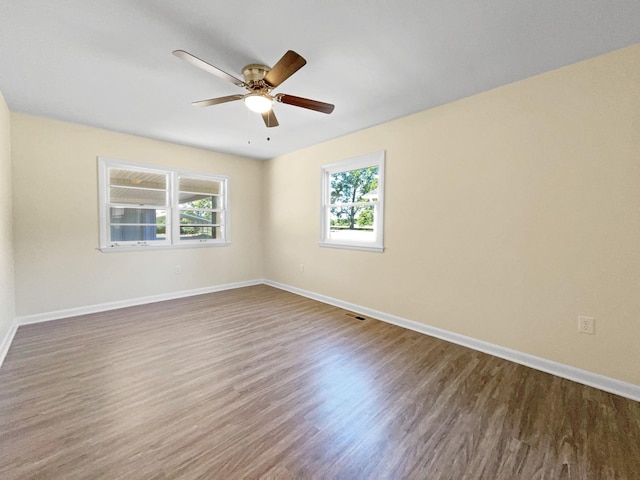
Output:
[
  {"xmin": 262, "ymin": 110, "xmax": 279, "ymax": 128},
  {"xmin": 192, "ymin": 95, "xmax": 245, "ymax": 107},
  {"xmin": 276, "ymin": 94, "xmax": 335, "ymax": 114},
  {"xmin": 173, "ymin": 50, "xmax": 245, "ymax": 87},
  {"xmin": 264, "ymin": 50, "xmax": 306, "ymax": 88}
]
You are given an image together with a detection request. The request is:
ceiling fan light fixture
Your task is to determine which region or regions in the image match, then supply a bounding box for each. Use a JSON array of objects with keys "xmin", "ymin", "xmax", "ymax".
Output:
[
  {"xmin": 244, "ymin": 94, "xmax": 273, "ymax": 113},
  {"xmin": 174, "ymin": 49, "xmax": 334, "ymax": 128}
]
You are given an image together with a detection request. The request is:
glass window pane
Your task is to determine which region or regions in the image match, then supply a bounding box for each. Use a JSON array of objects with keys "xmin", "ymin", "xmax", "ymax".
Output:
[
  {"xmin": 329, "ymin": 206, "xmax": 375, "ymax": 242},
  {"xmin": 178, "ymin": 193, "xmax": 221, "ymax": 209},
  {"xmin": 179, "ymin": 177, "xmax": 221, "ymax": 195},
  {"xmin": 110, "ymin": 225, "xmax": 166, "ymax": 242},
  {"xmin": 110, "ymin": 169, "xmax": 167, "ymax": 190},
  {"xmin": 179, "ymin": 210, "xmax": 219, "ymax": 225},
  {"xmin": 110, "ymin": 186, "xmax": 167, "ymax": 206},
  {"xmin": 179, "ymin": 226, "xmax": 222, "ymax": 240},
  {"xmin": 330, "ymin": 167, "xmax": 379, "ymax": 204},
  {"xmin": 110, "ymin": 208, "xmax": 166, "ymax": 224}
]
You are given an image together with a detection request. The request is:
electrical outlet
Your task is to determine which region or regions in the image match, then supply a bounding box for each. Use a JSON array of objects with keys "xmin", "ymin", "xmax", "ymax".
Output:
[
  {"xmin": 174, "ymin": 265, "xmax": 181, "ymax": 275},
  {"xmin": 299, "ymin": 264, "xmax": 305, "ymax": 273},
  {"xmin": 578, "ymin": 315, "xmax": 594, "ymax": 335}
]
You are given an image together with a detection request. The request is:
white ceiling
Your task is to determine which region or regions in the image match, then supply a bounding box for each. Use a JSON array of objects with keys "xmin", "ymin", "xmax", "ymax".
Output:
[{"xmin": 1, "ymin": 1, "xmax": 639, "ymax": 160}]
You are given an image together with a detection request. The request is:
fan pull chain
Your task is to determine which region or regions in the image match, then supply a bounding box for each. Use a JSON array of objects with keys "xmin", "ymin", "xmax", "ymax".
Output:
[{"xmin": 246, "ymin": 108, "xmax": 252, "ymax": 144}]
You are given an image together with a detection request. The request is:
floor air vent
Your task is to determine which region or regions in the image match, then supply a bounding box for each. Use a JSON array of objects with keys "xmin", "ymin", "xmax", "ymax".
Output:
[{"xmin": 345, "ymin": 312, "xmax": 367, "ymax": 321}]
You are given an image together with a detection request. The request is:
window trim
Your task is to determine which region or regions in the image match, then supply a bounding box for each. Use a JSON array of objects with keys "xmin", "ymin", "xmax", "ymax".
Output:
[
  {"xmin": 319, "ymin": 151, "xmax": 385, "ymax": 253},
  {"xmin": 98, "ymin": 157, "xmax": 230, "ymax": 252}
]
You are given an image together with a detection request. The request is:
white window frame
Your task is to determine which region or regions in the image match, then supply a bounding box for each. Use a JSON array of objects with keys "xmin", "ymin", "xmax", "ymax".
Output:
[
  {"xmin": 319, "ymin": 151, "xmax": 385, "ymax": 253},
  {"xmin": 98, "ymin": 157, "xmax": 230, "ymax": 252}
]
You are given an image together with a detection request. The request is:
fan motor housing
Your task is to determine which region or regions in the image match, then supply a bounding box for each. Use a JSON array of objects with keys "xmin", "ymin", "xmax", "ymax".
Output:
[{"xmin": 242, "ymin": 64, "xmax": 271, "ymax": 84}]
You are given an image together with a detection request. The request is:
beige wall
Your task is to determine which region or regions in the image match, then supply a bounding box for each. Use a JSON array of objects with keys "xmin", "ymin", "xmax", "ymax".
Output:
[
  {"xmin": 11, "ymin": 114, "xmax": 264, "ymax": 316},
  {"xmin": 0, "ymin": 91, "xmax": 15, "ymax": 344},
  {"xmin": 264, "ymin": 44, "xmax": 640, "ymax": 386}
]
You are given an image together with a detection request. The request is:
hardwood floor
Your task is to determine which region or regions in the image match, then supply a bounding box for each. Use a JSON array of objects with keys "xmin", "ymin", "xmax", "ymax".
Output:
[{"xmin": 1, "ymin": 285, "xmax": 639, "ymax": 479}]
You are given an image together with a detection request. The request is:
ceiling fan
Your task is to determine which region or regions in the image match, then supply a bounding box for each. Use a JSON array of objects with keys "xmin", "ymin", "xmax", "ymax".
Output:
[{"xmin": 172, "ymin": 49, "xmax": 335, "ymax": 128}]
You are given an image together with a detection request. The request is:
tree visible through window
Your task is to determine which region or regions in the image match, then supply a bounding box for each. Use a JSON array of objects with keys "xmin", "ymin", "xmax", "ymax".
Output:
[
  {"xmin": 320, "ymin": 151, "xmax": 385, "ymax": 252},
  {"xmin": 330, "ymin": 166, "xmax": 378, "ymax": 240}
]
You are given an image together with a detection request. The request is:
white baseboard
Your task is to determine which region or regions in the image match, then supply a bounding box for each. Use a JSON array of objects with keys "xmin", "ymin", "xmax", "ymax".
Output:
[
  {"xmin": 0, "ymin": 320, "xmax": 18, "ymax": 369},
  {"xmin": 6, "ymin": 278, "xmax": 640, "ymax": 402},
  {"xmin": 264, "ymin": 280, "xmax": 640, "ymax": 403},
  {"xmin": 17, "ymin": 279, "xmax": 264, "ymax": 326}
]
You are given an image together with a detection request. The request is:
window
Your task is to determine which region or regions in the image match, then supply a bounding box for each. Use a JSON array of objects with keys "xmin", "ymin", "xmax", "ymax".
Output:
[
  {"xmin": 320, "ymin": 151, "xmax": 385, "ymax": 252},
  {"xmin": 98, "ymin": 157, "xmax": 229, "ymax": 251}
]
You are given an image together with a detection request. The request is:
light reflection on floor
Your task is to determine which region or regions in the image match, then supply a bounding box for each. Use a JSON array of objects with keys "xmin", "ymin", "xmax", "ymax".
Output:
[{"xmin": 311, "ymin": 347, "xmax": 386, "ymax": 450}]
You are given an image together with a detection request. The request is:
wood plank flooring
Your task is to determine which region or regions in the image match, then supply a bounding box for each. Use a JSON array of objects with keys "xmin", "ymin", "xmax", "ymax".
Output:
[{"xmin": 1, "ymin": 285, "xmax": 639, "ymax": 479}]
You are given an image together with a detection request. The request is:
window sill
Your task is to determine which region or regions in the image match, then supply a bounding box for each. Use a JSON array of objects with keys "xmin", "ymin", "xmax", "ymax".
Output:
[
  {"xmin": 318, "ymin": 242, "xmax": 384, "ymax": 253},
  {"xmin": 98, "ymin": 242, "xmax": 230, "ymax": 253}
]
